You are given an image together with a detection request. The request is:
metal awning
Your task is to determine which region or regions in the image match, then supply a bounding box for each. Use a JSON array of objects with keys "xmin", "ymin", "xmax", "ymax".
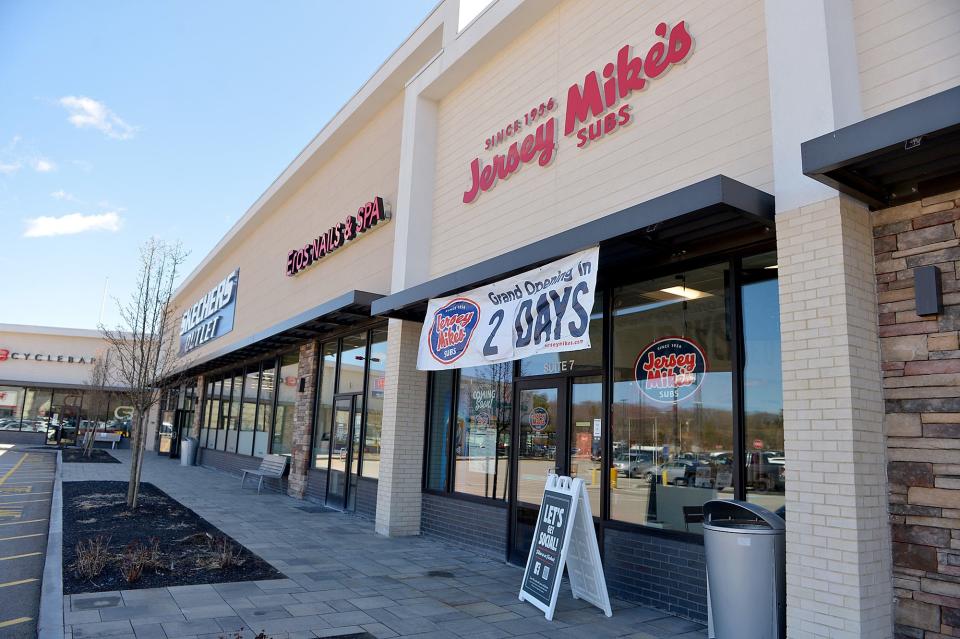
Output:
[
  {"xmin": 372, "ymin": 175, "xmax": 774, "ymax": 320},
  {"xmin": 171, "ymin": 289, "xmax": 383, "ymax": 379},
  {"xmin": 801, "ymin": 86, "xmax": 960, "ymax": 209}
]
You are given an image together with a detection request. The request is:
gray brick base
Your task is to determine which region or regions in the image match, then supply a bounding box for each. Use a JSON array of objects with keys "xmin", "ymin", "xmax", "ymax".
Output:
[
  {"xmin": 604, "ymin": 527, "xmax": 707, "ymax": 623},
  {"xmin": 420, "ymin": 493, "xmax": 507, "ymax": 560}
]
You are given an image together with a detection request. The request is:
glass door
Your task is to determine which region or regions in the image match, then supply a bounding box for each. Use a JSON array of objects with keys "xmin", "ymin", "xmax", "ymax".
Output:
[
  {"xmin": 170, "ymin": 410, "xmax": 193, "ymax": 459},
  {"xmin": 326, "ymin": 394, "xmax": 362, "ymax": 511},
  {"xmin": 510, "ymin": 379, "xmax": 567, "ymax": 564}
]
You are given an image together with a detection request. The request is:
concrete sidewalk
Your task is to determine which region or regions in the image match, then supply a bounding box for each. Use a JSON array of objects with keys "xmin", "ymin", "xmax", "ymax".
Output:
[{"xmin": 61, "ymin": 450, "xmax": 707, "ymax": 639}]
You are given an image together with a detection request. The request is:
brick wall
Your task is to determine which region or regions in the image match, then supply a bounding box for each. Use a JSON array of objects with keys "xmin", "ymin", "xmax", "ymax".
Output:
[
  {"xmin": 420, "ymin": 493, "xmax": 507, "ymax": 560},
  {"xmin": 604, "ymin": 528, "xmax": 707, "ymax": 623},
  {"xmin": 874, "ymin": 188, "xmax": 960, "ymax": 638},
  {"xmin": 305, "ymin": 467, "xmax": 328, "ymax": 503},
  {"xmin": 355, "ymin": 477, "xmax": 379, "ymax": 519},
  {"xmin": 777, "ymin": 195, "xmax": 893, "ymax": 637}
]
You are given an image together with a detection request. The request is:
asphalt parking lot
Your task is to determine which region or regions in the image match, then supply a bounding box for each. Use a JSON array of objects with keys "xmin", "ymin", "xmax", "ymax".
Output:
[{"xmin": 0, "ymin": 446, "xmax": 54, "ymax": 639}]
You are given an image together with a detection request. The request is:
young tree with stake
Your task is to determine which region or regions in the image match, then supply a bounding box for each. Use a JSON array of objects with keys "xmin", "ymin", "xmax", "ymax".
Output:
[
  {"xmin": 102, "ymin": 238, "xmax": 188, "ymax": 509},
  {"xmin": 82, "ymin": 353, "xmax": 114, "ymax": 458}
]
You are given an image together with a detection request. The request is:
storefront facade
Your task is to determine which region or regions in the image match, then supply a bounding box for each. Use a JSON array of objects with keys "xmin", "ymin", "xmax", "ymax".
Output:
[
  {"xmin": 165, "ymin": 1, "xmax": 960, "ymax": 636},
  {"xmin": 0, "ymin": 324, "xmax": 129, "ymax": 446}
]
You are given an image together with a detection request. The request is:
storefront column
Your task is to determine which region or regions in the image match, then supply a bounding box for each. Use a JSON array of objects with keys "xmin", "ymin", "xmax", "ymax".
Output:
[
  {"xmin": 777, "ymin": 195, "xmax": 892, "ymax": 638},
  {"xmin": 375, "ymin": 318, "xmax": 427, "ymax": 536},
  {"xmin": 190, "ymin": 375, "xmax": 205, "ymax": 439},
  {"xmin": 288, "ymin": 342, "xmax": 318, "ymax": 499}
]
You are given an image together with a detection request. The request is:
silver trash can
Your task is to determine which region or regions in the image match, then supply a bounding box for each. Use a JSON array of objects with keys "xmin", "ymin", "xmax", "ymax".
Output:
[
  {"xmin": 180, "ymin": 437, "xmax": 198, "ymax": 467},
  {"xmin": 703, "ymin": 500, "xmax": 785, "ymax": 639}
]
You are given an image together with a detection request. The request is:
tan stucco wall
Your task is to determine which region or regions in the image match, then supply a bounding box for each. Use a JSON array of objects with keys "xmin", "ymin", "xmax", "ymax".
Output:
[
  {"xmin": 429, "ymin": 0, "xmax": 773, "ymax": 279},
  {"xmin": 173, "ymin": 94, "xmax": 404, "ymax": 367},
  {"xmin": 854, "ymin": 0, "xmax": 960, "ymax": 118},
  {"xmin": 0, "ymin": 328, "xmax": 109, "ymax": 387}
]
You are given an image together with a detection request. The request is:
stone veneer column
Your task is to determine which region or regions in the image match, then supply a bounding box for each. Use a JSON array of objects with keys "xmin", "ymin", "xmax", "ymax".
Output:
[
  {"xmin": 872, "ymin": 189, "xmax": 960, "ymax": 636},
  {"xmin": 190, "ymin": 375, "xmax": 205, "ymax": 438},
  {"xmin": 777, "ymin": 195, "xmax": 893, "ymax": 638},
  {"xmin": 376, "ymin": 318, "xmax": 428, "ymax": 536},
  {"xmin": 288, "ymin": 342, "xmax": 318, "ymax": 499}
]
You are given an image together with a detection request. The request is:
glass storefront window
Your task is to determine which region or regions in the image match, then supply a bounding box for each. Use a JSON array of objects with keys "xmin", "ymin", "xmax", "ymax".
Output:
[
  {"xmin": 361, "ymin": 330, "xmax": 387, "ymax": 478},
  {"xmin": 272, "ymin": 352, "xmax": 299, "ymax": 456},
  {"xmin": 337, "ymin": 334, "xmax": 367, "ymax": 393},
  {"xmin": 0, "ymin": 386, "xmax": 24, "ymax": 429},
  {"xmin": 313, "ymin": 343, "xmax": 337, "ymax": 469},
  {"xmin": 454, "ymin": 363, "xmax": 512, "ymax": 499},
  {"xmin": 426, "ymin": 370, "xmax": 455, "ymax": 492},
  {"xmin": 609, "ymin": 263, "xmax": 733, "ymax": 532},
  {"xmin": 254, "ymin": 360, "xmax": 275, "ymax": 457},
  {"xmin": 571, "ymin": 376, "xmax": 602, "ymax": 516},
  {"xmin": 742, "ymin": 253, "xmax": 785, "ymax": 514},
  {"xmin": 239, "ymin": 367, "xmax": 258, "ymax": 456},
  {"xmin": 208, "ymin": 380, "xmax": 222, "ymax": 449},
  {"xmin": 226, "ymin": 373, "xmax": 242, "ymax": 453},
  {"xmin": 22, "ymin": 388, "xmax": 52, "ymax": 434},
  {"xmin": 216, "ymin": 377, "xmax": 231, "ymax": 451},
  {"xmin": 201, "ymin": 381, "xmax": 214, "ymax": 447}
]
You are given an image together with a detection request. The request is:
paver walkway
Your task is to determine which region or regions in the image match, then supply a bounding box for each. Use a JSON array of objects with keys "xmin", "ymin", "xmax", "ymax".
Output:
[{"xmin": 62, "ymin": 449, "xmax": 707, "ymax": 639}]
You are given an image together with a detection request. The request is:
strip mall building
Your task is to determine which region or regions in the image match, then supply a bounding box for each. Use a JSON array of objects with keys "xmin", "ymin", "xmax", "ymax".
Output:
[{"xmin": 161, "ymin": 1, "xmax": 960, "ymax": 636}]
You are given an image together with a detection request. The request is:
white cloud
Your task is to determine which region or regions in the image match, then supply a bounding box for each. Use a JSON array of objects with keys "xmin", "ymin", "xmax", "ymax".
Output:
[
  {"xmin": 59, "ymin": 96, "xmax": 137, "ymax": 140},
  {"xmin": 51, "ymin": 189, "xmax": 77, "ymax": 201},
  {"xmin": 33, "ymin": 158, "xmax": 56, "ymax": 172},
  {"xmin": 23, "ymin": 211, "xmax": 122, "ymax": 238},
  {"xmin": 0, "ymin": 161, "xmax": 21, "ymax": 175}
]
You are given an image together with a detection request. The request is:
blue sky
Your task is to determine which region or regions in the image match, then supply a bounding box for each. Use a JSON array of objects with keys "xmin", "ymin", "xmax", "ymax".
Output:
[{"xmin": 0, "ymin": 0, "xmax": 437, "ymax": 330}]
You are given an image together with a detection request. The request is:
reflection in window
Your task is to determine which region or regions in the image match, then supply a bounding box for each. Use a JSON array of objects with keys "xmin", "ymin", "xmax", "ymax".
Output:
[
  {"xmin": 571, "ymin": 377, "xmax": 602, "ymax": 516},
  {"xmin": 0, "ymin": 386, "xmax": 24, "ymax": 430},
  {"xmin": 610, "ymin": 263, "xmax": 733, "ymax": 533},
  {"xmin": 742, "ymin": 252, "xmax": 785, "ymax": 514},
  {"xmin": 272, "ymin": 352, "xmax": 299, "ymax": 455},
  {"xmin": 454, "ymin": 363, "xmax": 512, "ymax": 499},
  {"xmin": 207, "ymin": 381, "xmax": 222, "ymax": 449},
  {"xmin": 216, "ymin": 377, "xmax": 231, "ymax": 451},
  {"xmin": 362, "ymin": 329, "xmax": 387, "ymax": 478},
  {"xmin": 313, "ymin": 343, "xmax": 337, "ymax": 469},
  {"xmin": 337, "ymin": 334, "xmax": 367, "ymax": 393},
  {"xmin": 254, "ymin": 360, "xmax": 275, "ymax": 457},
  {"xmin": 426, "ymin": 370, "xmax": 455, "ymax": 492},
  {"xmin": 239, "ymin": 366, "xmax": 259, "ymax": 456},
  {"xmin": 226, "ymin": 373, "xmax": 242, "ymax": 452}
]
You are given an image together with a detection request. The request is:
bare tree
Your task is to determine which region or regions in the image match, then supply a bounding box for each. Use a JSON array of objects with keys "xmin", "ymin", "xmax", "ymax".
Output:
[
  {"xmin": 82, "ymin": 353, "xmax": 114, "ymax": 458},
  {"xmin": 102, "ymin": 238, "xmax": 188, "ymax": 509}
]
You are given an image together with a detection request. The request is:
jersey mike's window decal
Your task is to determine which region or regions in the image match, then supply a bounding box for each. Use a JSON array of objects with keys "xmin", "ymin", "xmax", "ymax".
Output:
[
  {"xmin": 634, "ymin": 336, "xmax": 707, "ymax": 404},
  {"xmin": 416, "ymin": 247, "xmax": 599, "ymax": 371},
  {"xmin": 427, "ymin": 298, "xmax": 481, "ymax": 365},
  {"xmin": 530, "ymin": 406, "xmax": 550, "ymax": 432}
]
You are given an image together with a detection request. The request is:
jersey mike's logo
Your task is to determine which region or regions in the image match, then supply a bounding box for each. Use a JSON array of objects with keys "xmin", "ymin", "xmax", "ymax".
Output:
[
  {"xmin": 428, "ymin": 298, "xmax": 481, "ymax": 365},
  {"xmin": 530, "ymin": 407, "xmax": 550, "ymax": 432},
  {"xmin": 635, "ymin": 336, "xmax": 707, "ymax": 404},
  {"xmin": 0, "ymin": 349, "xmax": 8, "ymax": 362}
]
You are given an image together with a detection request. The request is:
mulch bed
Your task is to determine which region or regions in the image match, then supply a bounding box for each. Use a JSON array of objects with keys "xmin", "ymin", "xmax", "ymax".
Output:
[
  {"xmin": 62, "ymin": 481, "xmax": 283, "ymax": 594},
  {"xmin": 60, "ymin": 448, "xmax": 120, "ymax": 464}
]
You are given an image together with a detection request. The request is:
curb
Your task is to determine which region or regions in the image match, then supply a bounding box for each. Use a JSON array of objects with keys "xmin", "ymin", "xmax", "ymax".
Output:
[{"xmin": 38, "ymin": 449, "xmax": 64, "ymax": 639}]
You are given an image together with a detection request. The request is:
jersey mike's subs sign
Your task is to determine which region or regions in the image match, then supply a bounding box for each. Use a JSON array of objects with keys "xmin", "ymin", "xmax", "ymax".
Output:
[
  {"xmin": 416, "ymin": 247, "xmax": 599, "ymax": 371},
  {"xmin": 463, "ymin": 20, "xmax": 693, "ymax": 204}
]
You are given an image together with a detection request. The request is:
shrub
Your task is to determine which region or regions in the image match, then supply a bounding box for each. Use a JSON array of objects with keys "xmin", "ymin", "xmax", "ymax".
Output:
[{"xmin": 72, "ymin": 535, "xmax": 111, "ymax": 580}]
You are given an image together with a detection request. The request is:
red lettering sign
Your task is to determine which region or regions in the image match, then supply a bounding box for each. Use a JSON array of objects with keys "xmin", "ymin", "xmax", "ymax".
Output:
[
  {"xmin": 286, "ymin": 197, "xmax": 388, "ymax": 276},
  {"xmin": 0, "ymin": 349, "xmax": 7, "ymax": 362}
]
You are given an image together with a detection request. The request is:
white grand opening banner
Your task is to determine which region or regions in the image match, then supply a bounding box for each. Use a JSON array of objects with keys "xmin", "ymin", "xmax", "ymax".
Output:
[{"xmin": 417, "ymin": 247, "xmax": 599, "ymax": 371}]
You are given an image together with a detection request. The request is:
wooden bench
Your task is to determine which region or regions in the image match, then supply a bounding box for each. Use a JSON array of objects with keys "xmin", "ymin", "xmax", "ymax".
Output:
[{"xmin": 240, "ymin": 454, "xmax": 288, "ymax": 494}]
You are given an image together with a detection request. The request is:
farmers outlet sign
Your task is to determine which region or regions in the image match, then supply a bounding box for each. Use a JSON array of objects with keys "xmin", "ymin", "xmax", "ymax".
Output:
[
  {"xmin": 463, "ymin": 20, "xmax": 694, "ymax": 204},
  {"xmin": 286, "ymin": 196, "xmax": 389, "ymax": 276}
]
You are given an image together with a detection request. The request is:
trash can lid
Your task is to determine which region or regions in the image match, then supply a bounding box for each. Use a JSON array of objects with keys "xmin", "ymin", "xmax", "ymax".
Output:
[{"xmin": 702, "ymin": 499, "xmax": 785, "ymax": 531}]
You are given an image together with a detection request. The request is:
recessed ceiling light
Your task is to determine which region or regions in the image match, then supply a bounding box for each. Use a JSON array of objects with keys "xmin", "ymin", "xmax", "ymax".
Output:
[{"xmin": 658, "ymin": 286, "xmax": 710, "ymax": 300}]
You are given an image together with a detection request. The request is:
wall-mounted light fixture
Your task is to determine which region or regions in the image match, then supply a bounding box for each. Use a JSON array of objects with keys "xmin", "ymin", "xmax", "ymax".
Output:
[{"xmin": 915, "ymin": 265, "xmax": 942, "ymax": 316}]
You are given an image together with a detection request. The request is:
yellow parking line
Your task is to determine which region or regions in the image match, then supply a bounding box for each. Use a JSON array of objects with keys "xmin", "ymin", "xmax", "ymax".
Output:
[
  {"xmin": 0, "ymin": 518, "xmax": 45, "ymax": 526},
  {"xmin": 0, "ymin": 533, "xmax": 43, "ymax": 542},
  {"xmin": 0, "ymin": 487, "xmax": 32, "ymax": 494},
  {"xmin": 0, "ymin": 500, "xmax": 46, "ymax": 506},
  {"xmin": 0, "ymin": 578, "xmax": 37, "ymax": 588},
  {"xmin": 0, "ymin": 492, "xmax": 50, "ymax": 497},
  {"xmin": 0, "ymin": 552, "xmax": 41, "ymax": 561},
  {"xmin": 0, "ymin": 617, "xmax": 32, "ymax": 628},
  {"xmin": 0, "ymin": 454, "xmax": 26, "ymax": 485}
]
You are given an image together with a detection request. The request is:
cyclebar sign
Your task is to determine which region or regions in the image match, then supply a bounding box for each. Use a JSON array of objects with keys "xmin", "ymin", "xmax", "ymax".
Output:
[
  {"xmin": 0, "ymin": 349, "xmax": 95, "ymax": 365},
  {"xmin": 463, "ymin": 20, "xmax": 693, "ymax": 204},
  {"xmin": 417, "ymin": 247, "xmax": 599, "ymax": 371},
  {"xmin": 634, "ymin": 336, "xmax": 708, "ymax": 404},
  {"xmin": 179, "ymin": 268, "xmax": 239, "ymax": 356},
  {"xmin": 286, "ymin": 197, "xmax": 389, "ymax": 276}
]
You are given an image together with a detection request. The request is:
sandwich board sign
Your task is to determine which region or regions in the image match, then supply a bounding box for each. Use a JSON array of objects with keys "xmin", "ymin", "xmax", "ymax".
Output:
[{"xmin": 519, "ymin": 474, "xmax": 612, "ymax": 620}]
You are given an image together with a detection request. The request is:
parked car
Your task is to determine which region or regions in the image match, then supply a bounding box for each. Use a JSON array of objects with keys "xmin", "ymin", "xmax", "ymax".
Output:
[
  {"xmin": 613, "ymin": 451, "xmax": 655, "ymax": 478},
  {"xmin": 648, "ymin": 459, "xmax": 711, "ymax": 485},
  {"xmin": 746, "ymin": 451, "xmax": 785, "ymax": 491}
]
